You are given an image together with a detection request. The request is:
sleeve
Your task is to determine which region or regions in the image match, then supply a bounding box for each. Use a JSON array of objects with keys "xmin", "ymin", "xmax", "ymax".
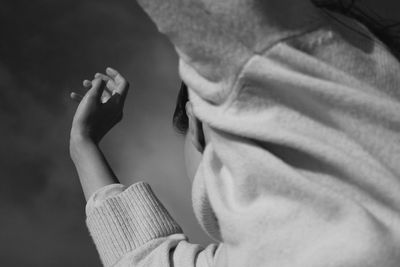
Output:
[
  {"xmin": 85, "ymin": 183, "xmax": 126, "ymax": 215},
  {"xmin": 136, "ymin": 0, "xmax": 325, "ymax": 101},
  {"xmin": 85, "ymin": 182, "xmax": 219, "ymax": 267}
]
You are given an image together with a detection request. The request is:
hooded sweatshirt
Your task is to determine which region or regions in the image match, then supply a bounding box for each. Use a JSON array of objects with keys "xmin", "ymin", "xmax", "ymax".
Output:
[{"xmin": 85, "ymin": 1, "xmax": 400, "ymax": 266}]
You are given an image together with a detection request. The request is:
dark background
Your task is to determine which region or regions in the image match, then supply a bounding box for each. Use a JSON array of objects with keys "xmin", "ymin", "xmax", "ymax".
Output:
[{"xmin": 0, "ymin": 0, "xmax": 399, "ymax": 266}]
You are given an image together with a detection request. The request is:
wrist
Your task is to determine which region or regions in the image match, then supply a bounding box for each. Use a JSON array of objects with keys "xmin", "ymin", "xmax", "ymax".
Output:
[
  {"xmin": 69, "ymin": 132, "xmax": 98, "ymax": 161},
  {"xmin": 70, "ymin": 125, "xmax": 95, "ymax": 144}
]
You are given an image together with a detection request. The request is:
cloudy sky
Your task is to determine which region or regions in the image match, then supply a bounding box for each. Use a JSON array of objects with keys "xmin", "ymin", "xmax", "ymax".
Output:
[{"xmin": 1, "ymin": 0, "xmax": 400, "ymax": 266}]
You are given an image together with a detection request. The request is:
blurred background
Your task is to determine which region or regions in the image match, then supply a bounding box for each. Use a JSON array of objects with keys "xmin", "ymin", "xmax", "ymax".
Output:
[{"xmin": 0, "ymin": 0, "xmax": 400, "ymax": 266}]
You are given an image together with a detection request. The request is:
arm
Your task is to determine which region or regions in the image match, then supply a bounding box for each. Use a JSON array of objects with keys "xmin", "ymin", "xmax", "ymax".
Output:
[
  {"xmin": 69, "ymin": 68, "xmax": 127, "ymax": 200},
  {"xmin": 69, "ymin": 68, "xmax": 218, "ymax": 266},
  {"xmin": 70, "ymin": 137, "xmax": 119, "ymax": 200}
]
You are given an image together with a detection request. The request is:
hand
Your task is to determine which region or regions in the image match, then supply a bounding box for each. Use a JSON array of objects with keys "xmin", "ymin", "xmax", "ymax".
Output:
[{"xmin": 70, "ymin": 67, "xmax": 129, "ymax": 144}]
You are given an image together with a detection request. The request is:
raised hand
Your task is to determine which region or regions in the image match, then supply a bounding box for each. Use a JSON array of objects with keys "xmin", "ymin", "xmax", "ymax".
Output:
[{"xmin": 70, "ymin": 67, "xmax": 130, "ymax": 144}]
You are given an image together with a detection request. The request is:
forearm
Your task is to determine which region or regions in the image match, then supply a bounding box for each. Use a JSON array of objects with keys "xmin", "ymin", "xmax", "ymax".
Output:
[{"xmin": 70, "ymin": 134, "xmax": 119, "ymax": 200}]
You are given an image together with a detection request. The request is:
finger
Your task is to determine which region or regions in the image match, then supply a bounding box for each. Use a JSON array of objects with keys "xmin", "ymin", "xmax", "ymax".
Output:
[
  {"xmin": 105, "ymin": 67, "xmax": 120, "ymax": 80},
  {"xmin": 106, "ymin": 67, "xmax": 127, "ymax": 87},
  {"xmin": 101, "ymin": 95, "xmax": 110, "ymax": 104},
  {"xmin": 83, "ymin": 80, "xmax": 92, "ymax": 88},
  {"xmin": 93, "ymin": 74, "xmax": 115, "ymax": 103},
  {"xmin": 94, "ymin": 72, "xmax": 112, "ymax": 82},
  {"xmin": 70, "ymin": 92, "xmax": 84, "ymax": 103},
  {"xmin": 94, "ymin": 73, "xmax": 115, "ymax": 95},
  {"xmin": 106, "ymin": 67, "xmax": 129, "ymax": 102},
  {"xmin": 87, "ymin": 78, "xmax": 106, "ymax": 100},
  {"xmin": 100, "ymin": 90, "xmax": 112, "ymax": 103}
]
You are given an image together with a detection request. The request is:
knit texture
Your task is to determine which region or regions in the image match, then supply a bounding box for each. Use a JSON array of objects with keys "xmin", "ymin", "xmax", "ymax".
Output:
[
  {"xmin": 86, "ymin": 183, "xmax": 126, "ymax": 215},
  {"xmin": 86, "ymin": 182, "xmax": 182, "ymax": 266}
]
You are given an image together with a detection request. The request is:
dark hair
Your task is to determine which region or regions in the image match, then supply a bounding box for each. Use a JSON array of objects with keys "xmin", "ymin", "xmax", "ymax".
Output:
[
  {"xmin": 172, "ymin": 82, "xmax": 189, "ymax": 134},
  {"xmin": 173, "ymin": 0, "xmax": 400, "ymax": 134}
]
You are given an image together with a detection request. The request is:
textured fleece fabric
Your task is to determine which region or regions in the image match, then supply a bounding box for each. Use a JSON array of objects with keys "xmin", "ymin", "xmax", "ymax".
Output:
[{"xmin": 85, "ymin": 1, "xmax": 400, "ymax": 266}]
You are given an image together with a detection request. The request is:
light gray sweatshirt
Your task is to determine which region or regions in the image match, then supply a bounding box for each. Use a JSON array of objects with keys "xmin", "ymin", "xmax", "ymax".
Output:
[{"xmin": 86, "ymin": 1, "xmax": 400, "ymax": 266}]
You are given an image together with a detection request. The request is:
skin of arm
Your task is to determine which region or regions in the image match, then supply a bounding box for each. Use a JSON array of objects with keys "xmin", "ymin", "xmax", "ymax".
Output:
[
  {"xmin": 69, "ymin": 136, "xmax": 119, "ymax": 200},
  {"xmin": 69, "ymin": 67, "xmax": 130, "ymax": 200}
]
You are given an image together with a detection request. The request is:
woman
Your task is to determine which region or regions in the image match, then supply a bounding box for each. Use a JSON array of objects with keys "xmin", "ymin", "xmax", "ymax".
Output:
[{"xmin": 70, "ymin": 0, "xmax": 400, "ymax": 266}]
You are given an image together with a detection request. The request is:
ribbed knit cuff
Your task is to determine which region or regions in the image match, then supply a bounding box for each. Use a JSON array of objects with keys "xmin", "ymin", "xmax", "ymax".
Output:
[{"xmin": 86, "ymin": 182, "xmax": 183, "ymax": 267}]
